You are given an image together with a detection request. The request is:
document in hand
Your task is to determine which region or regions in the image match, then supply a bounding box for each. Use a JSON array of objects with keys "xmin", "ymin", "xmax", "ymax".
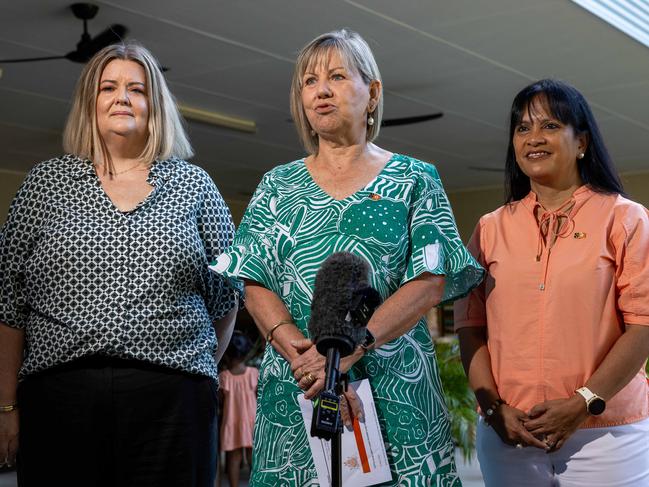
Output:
[{"xmin": 298, "ymin": 379, "xmax": 392, "ymax": 487}]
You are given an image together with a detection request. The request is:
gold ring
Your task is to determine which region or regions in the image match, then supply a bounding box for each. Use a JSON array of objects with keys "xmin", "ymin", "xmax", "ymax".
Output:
[{"xmin": 303, "ymin": 372, "xmax": 315, "ymax": 385}]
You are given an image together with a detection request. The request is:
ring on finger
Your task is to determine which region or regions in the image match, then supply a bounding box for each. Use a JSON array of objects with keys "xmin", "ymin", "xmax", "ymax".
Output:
[
  {"xmin": 515, "ymin": 443, "xmax": 523, "ymax": 449},
  {"xmin": 302, "ymin": 372, "xmax": 315, "ymax": 385}
]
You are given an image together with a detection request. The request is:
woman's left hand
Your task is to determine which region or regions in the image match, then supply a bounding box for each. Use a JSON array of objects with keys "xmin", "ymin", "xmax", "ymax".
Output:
[
  {"xmin": 340, "ymin": 386, "xmax": 364, "ymax": 428},
  {"xmin": 523, "ymin": 395, "xmax": 589, "ymax": 452},
  {"xmin": 290, "ymin": 339, "xmax": 326, "ymax": 399}
]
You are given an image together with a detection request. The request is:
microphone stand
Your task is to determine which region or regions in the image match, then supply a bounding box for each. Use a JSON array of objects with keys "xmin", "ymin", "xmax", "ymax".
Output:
[
  {"xmin": 326, "ymin": 347, "xmax": 347, "ymax": 487},
  {"xmin": 310, "ymin": 336, "xmax": 352, "ymax": 487}
]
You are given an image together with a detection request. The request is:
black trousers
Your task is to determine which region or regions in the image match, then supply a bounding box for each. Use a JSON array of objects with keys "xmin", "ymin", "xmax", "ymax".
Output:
[{"xmin": 17, "ymin": 357, "xmax": 218, "ymax": 487}]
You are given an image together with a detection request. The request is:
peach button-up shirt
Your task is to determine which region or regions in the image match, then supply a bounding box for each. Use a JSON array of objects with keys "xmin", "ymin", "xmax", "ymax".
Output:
[{"xmin": 454, "ymin": 186, "xmax": 649, "ymax": 428}]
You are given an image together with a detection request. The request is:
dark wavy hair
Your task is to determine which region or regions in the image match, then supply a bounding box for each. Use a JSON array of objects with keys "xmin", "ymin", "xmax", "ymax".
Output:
[
  {"xmin": 224, "ymin": 331, "xmax": 253, "ymax": 361},
  {"xmin": 505, "ymin": 79, "xmax": 624, "ymax": 202}
]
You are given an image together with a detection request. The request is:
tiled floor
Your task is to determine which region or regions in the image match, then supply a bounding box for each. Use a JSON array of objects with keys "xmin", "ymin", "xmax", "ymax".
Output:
[{"xmin": 0, "ymin": 449, "xmax": 485, "ymax": 486}]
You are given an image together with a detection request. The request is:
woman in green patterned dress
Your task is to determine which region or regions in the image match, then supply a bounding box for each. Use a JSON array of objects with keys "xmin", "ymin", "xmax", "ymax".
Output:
[{"xmin": 211, "ymin": 29, "xmax": 483, "ymax": 486}]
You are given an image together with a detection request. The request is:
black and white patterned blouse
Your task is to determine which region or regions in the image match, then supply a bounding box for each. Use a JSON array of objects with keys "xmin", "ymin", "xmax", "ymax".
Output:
[{"xmin": 0, "ymin": 154, "xmax": 240, "ymax": 380}]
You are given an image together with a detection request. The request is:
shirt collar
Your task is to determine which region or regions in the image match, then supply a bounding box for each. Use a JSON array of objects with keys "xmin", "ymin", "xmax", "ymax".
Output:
[
  {"xmin": 147, "ymin": 157, "xmax": 176, "ymax": 186},
  {"xmin": 69, "ymin": 155, "xmax": 95, "ymax": 180},
  {"xmin": 521, "ymin": 184, "xmax": 594, "ymax": 215}
]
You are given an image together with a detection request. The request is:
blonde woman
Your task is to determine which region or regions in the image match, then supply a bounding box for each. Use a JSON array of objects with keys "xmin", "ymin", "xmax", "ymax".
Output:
[
  {"xmin": 0, "ymin": 42, "xmax": 239, "ymax": 487},
  {"xmin": 212, "ymin": 29, "xmax": 483, "ymax": 486}
]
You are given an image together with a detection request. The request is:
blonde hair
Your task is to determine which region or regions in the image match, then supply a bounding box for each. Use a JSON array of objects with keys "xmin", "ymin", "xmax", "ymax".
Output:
[
  {"xmin": 290, "ymin": 29, "xmax": 383, "ymax": 155},
  {"xmin": 63, "ymin": 41, "xmax": 193, "ymax": 170}
]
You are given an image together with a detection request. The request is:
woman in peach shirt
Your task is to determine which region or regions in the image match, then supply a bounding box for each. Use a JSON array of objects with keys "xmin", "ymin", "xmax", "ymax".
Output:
[{"xmin": 455, "ymin": 79, "xmax": 649, "ymax": 486}]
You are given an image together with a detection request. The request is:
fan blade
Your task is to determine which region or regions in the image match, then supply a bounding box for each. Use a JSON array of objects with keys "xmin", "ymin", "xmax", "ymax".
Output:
[
  {"xmin": 66, "ymin": 24, "xmax": 128, "ymax": 63},
  {"xmin": 467, "ymin": 166, "xmax": 505, "ymax": 172},
  {"xmin": 0, "ymin": 55, "xmax": 67, "ymax": 63},
  {"xmin": 381, "ymin": 112, "xmax": 443, "ymax": 127}
]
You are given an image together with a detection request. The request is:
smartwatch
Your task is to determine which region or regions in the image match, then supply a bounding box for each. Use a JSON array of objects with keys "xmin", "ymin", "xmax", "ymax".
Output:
[
  {"xmin": 360, "ymin": 329, "xmax": 376, "ymax": 352},
  {"xmin": 575, "ymin": 387, "xmax": 606, "ymax": 416}
]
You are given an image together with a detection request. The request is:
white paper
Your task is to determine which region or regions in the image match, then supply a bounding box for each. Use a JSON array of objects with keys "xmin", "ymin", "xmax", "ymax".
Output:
[{"xmin": 298, "ymin": 379, "xmax": 392, "ymax": 487}]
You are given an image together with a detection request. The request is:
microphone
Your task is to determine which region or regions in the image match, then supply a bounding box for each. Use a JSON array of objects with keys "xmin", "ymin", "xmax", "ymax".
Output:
[{"xmin": 307, "ymin": 252, "xmax": 381, "ymax": 440}]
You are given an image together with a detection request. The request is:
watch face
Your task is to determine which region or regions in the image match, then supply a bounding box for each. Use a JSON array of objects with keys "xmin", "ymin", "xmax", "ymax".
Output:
[{"xmin": 588, "ymin": 398, "xmax": 606, "ymax": 415}]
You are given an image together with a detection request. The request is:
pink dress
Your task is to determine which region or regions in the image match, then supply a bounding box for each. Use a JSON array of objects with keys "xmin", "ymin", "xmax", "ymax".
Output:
[{"xmin": 219, "ymin": 367, "xmax": 258, "ymax": 451}]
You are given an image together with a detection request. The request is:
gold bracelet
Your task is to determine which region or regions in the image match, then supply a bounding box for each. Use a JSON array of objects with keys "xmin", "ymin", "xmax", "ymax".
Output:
[
  {"xmin": 0, "ymin": 404, "xmax": 17, "ymax": 413},
  {"xmin": 266, "ymin": 319, "xmax": 294, "ymax": 344}
]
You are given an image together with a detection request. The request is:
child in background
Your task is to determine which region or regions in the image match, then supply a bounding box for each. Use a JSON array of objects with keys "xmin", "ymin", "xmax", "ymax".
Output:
[{"xmin": 219, "ymin": 332, "xmax": 258, "ymax": 487}]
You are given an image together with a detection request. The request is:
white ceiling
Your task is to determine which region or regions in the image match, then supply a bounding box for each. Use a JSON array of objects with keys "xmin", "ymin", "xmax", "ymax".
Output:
[{"xmin": 2, "ymin": 0, "xmax": 649, "ymax": 199}]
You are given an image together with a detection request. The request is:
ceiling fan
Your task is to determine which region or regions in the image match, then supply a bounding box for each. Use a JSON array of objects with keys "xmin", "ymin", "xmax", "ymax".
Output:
[{"xmin": 0, "ymin": 3, "xmax": 127, "ymax": 65}]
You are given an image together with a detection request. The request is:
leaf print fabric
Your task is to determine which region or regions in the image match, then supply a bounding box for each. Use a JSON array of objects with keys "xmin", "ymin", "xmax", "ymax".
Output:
[{"xmin": 212, "ymin": 154, "xmax": 484, "ymax": 486}]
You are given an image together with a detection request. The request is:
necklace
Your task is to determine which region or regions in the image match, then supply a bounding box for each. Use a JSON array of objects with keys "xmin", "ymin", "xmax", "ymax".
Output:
[{"xmin": 96, "ymin": 161, "xmax": 148, "ymax": 176}]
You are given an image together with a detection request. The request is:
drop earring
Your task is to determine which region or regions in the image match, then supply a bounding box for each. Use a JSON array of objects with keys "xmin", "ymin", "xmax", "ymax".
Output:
[{"xmin": 367, "ymin": 115, "xmax": 375, "ymax": 126}]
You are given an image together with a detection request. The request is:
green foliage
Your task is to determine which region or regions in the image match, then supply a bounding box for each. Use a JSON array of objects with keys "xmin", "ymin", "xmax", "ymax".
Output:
[{"xmin": 435, "ymin": 338, "xmax": 477, "ymax": 461}]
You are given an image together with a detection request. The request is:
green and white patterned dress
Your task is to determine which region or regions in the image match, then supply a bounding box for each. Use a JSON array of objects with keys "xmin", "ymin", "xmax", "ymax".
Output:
[{"xmin": 212, "ymin": 154, "xmax": 483, "ymax": 486}]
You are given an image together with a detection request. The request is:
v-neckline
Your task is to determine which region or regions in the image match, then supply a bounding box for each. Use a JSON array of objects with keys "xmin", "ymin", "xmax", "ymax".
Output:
[
  {"xmin": 302, "ymin": 152, "xmax": 397, "ymax": 202},
  {"xmin": 94, "ymin": 168, "xmax": 155, "ymax": 215}
]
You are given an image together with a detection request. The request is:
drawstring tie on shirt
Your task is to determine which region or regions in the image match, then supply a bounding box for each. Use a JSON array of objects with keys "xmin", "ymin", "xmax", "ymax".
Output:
[{"xmin": 535, "ymin": 199, "xmax": 576, "ymax": 262}]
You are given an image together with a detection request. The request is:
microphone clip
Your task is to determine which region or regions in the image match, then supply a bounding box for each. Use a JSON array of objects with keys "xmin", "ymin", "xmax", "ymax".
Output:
[{"xmin": 310, "ymin": 368, "xmax": 349, "ymax": 441}]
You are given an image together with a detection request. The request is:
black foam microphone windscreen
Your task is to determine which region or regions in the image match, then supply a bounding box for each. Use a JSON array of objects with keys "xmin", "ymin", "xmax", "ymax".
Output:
[{"xmin": 308, "ymin": 251, "xmax": 382, "ymax": 357}]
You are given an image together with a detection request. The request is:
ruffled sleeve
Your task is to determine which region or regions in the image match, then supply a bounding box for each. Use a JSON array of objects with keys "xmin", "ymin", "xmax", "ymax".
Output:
[
  {"xmin": 209, "ymin": 171, "xmax": 281, "ymax": 295},
  {"xmin": 402, "ymin": 162, "xmax": 484, "ymax": 303}
]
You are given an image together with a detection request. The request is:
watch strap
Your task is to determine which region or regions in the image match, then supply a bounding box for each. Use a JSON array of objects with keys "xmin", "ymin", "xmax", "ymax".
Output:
[
  {"xmin": 360, "ymin": 329, "xmax": 376, "ymax": 352},
  {"xmin": 576, "ymin": 387, "xmax": 597, "ymax": 403}
]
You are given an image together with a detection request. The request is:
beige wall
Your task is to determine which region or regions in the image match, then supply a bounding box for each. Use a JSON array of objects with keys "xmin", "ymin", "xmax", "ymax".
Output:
[{"xmin": 2, "ymin": 168, "xmax": 649, "ymax": 236}]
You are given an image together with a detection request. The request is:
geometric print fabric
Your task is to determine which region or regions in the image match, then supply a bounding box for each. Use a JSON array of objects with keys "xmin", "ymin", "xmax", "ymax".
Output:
[{"xmin": 0, "ymin": 154, "xmax": 239, "ymax": 380}]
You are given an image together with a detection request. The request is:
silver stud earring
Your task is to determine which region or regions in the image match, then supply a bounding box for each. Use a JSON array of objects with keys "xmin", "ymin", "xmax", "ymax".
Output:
[
  {"xmin": 577, "ymin": 152, "xmax": 585, "ymax": 159},
  {"xmin": 310, "ymin": 129, "xmax": 316, "ymax": 136},
  {"xmin": 367, "ymin": 115, "xmax": 375, "ymax": 127}
]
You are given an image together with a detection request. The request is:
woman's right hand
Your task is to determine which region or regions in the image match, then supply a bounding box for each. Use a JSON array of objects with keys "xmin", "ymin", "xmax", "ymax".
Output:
[
  {"xmin": 289, "ymin": 339, "xmax": 327, "ymax": 399},
  {"xmin": 0, "ymin": 410, "xmax": 19, "ymax": 468},
  {"xmin": 489, "ymin": 404, "xmax": 547, "ymax": 450}
]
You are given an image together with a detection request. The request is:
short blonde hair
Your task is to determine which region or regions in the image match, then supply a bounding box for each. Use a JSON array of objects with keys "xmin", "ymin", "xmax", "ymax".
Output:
[
  {"xmin": 63, "ymin": 41, "xmax": 193, "ymax": 169},
  {"xmin": 290, "ymin": 29, "xmax": 383, "ymax": 155}
]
